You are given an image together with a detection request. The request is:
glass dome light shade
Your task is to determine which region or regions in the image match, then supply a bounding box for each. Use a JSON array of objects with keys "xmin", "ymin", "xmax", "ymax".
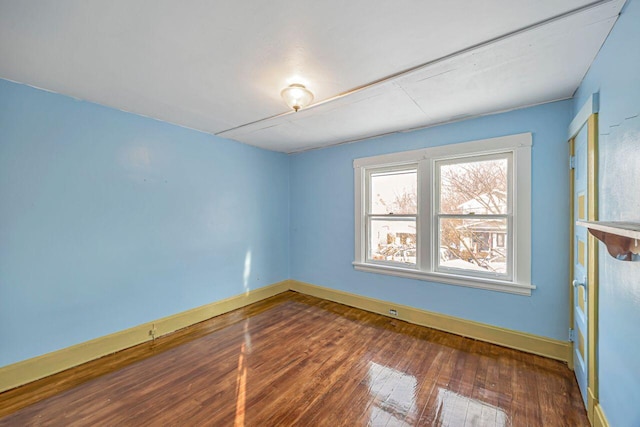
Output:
[{"xmin": 281, "ymin": 84, "xmax": 314, "ymax": 112}]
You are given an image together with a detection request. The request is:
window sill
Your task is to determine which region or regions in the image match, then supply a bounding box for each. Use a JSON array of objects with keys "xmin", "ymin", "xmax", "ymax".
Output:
[{"xmin": 352, "ymin": 262, "xmax": 535, "ymax": 296}]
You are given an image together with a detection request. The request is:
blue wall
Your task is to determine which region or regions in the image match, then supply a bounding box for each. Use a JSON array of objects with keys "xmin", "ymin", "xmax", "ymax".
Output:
[
  {"xmin": 574, "ymin": 0, "xmax": 640, "ymax": 425},
  {"xmin": 290, "ymin": 100, "xmax": 573, "ymax": 340},
  {"xmin": 0, "ymin": 79, "xmax": 290, "ymax": 367},
  {"xmin": 3, "ymin": 6, "xmax": 637, "ymax": 421}
]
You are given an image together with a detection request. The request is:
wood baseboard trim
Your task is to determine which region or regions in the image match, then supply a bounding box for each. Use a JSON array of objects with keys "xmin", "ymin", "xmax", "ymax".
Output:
[
  {"xmin": 593, "ymin": 402, "xmax": 610, "ymax": 427},
  {"xmin": 288, "ymin": 280, "xmax": 571, "ymax": 363},
  {"xmin": 587, "ymin": 387, "xmax": 597, "ymax": 425},
  {"xmin": 0, "ymin": 281, "xmax": 289, "ymax": 393}
]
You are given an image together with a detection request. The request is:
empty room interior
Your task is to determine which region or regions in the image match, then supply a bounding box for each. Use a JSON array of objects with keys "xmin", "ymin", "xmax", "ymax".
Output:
[{"xmin": 1, "ymin": 1, "xmax": 639, "ymax": 426}]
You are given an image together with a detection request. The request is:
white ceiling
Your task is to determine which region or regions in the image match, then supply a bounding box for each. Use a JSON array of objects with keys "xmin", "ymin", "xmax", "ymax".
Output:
[{"xmin": 0, "ymin": 1, "xmax": 625, "ymax": 153}]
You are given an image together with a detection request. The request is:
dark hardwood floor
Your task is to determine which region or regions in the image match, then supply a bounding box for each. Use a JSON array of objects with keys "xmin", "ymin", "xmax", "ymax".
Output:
[{"xmin": 0, "ymin": 291, "xmax": 588, "ymax": 426}]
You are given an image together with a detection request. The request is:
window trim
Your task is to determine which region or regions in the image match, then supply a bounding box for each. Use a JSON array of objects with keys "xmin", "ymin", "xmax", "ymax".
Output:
[{"xmin": 353, "ymin": 133, "xmax": 534, "ymax": 296}]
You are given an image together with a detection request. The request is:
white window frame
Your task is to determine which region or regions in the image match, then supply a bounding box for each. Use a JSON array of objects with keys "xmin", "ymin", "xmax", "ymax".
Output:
[{"xmin": 353, "ymin": 133, "xmax": 534, "ymax": 296}]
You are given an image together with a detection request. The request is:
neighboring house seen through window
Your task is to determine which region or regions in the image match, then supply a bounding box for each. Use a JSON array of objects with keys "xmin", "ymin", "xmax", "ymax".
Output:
[
  {"xmin": 353, "ymin": 133, "xmax": 534, "ymax": 295},
  {"xmin": 435, "ymin": 153, "xmax": 510, "ymax": 280}
]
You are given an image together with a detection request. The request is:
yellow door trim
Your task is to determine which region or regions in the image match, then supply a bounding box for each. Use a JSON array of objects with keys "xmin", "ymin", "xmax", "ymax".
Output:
[
  {"xmin": 569, "ymin": 112, "xmax": 599, "ymax": 423},
  {"xmin": 568, "ymin": 137, "xmax": 575, "ymax": 371},
  {"xmin": 586, "ymin": 113, "xmax": 599, "ymax": 421}
]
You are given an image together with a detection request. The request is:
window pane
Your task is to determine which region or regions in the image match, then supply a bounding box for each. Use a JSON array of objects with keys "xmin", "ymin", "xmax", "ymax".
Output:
[
  {"xmin": 369, "ymin": 219, "xmax": 416, "ymax": 265},
  {"xmin": 438, "ymin": 218, "xmax": 508, "ymax": 275},
  {"xmin": 439, "ymin": 158, "xmax": 508, "ymax": 214},
  {"xmin": 370, "ymin": 169, "xmax": 417, "ymax": 214}
]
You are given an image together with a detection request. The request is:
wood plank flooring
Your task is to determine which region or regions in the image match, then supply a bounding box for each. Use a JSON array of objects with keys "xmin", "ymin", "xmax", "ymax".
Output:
[{"xmin": 0, "ymin": 291, "xmax": 588, "ymax": 426}]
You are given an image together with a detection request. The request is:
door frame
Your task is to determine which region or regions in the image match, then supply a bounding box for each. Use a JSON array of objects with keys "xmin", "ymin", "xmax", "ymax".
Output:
[{"xmin": 568, "ymin": 94, "xmax": 599, "ymax": 423}]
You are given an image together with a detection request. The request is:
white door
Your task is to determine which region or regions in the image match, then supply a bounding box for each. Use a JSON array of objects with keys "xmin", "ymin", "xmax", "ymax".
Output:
[{"xmin": 572, "ymin": 125, "xmax": 589, "ymax": 405}]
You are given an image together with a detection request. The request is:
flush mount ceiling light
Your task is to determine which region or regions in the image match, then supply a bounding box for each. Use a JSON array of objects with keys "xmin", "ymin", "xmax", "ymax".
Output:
[{"xmin": 281, "ymin": 83, "xmax": 314, "ymax": 112}]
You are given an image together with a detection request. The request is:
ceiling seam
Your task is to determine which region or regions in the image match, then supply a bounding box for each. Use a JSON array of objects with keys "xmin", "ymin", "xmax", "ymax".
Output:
[{"xmin": 394, "ymin": 82, "xmax": 430, "ymax": 118}]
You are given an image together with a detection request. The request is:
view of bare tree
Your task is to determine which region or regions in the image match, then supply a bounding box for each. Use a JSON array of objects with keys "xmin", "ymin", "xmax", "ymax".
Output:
[
  {"xmin": 391, "ymin": 185, "xmax": 417, "ymax": 214},
  {"xmin": 440, "ymin": 159, "xmax": 507, "ymax": 214}
]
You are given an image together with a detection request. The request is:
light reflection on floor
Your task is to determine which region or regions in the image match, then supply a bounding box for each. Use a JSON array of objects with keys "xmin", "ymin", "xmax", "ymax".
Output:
[
  {"xmin": 367, "ymin": 361, "xmax": 417, "ymax": 425},
  {"xmin": 234, "ymin": 320, "xmax": 251, "ymax": 427},
  {"xmin": 367, "ymin": 361, "xmax": 510, "ymax": 426},
  {"xmin": 432, "ymin": 388, "xmax": 510, "ymax": 427}
]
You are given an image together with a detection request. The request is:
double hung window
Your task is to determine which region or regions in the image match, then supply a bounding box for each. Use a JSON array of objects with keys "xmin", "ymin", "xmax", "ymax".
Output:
[
  {"xmin": 366, "ymin": 166, "xmax": 418, "ymax": 267},
  {"xmin": 435, "ymin": 153, "xmax": 511, "ymax": 280},
  {"xmin": 353, "ymin": 133, "xmax": 533, "ymax": 295}
]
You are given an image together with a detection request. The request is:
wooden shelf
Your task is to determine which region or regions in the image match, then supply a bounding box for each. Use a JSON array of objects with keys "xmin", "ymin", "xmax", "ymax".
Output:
[{"xmin": 577, "ymin": 221, "xmax": 640, "ymax": 261}]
